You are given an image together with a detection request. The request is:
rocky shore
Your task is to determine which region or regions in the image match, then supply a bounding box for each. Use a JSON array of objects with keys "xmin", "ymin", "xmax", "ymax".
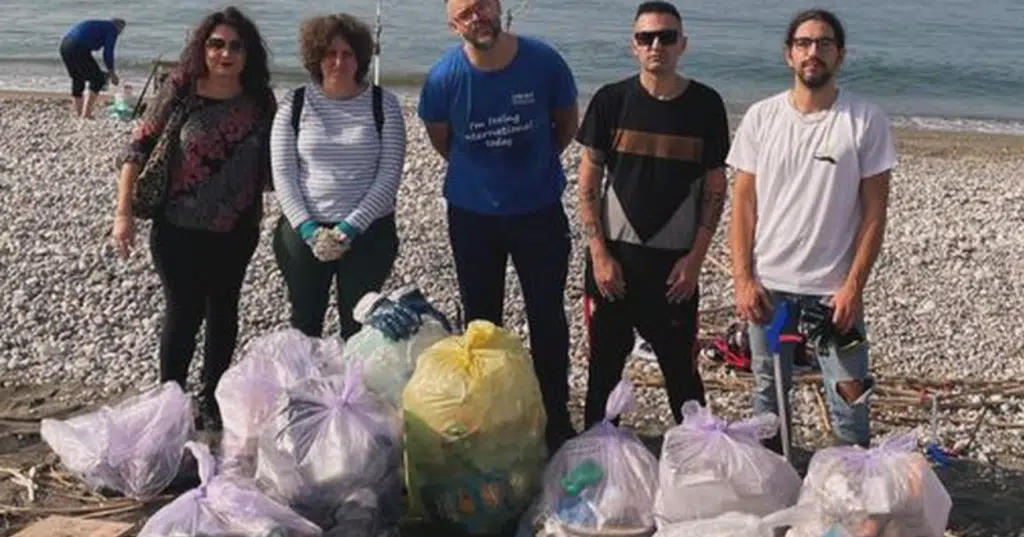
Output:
[{"xmin": 1, "ymin": 95, "xmax": 1023, "ymax": 465}]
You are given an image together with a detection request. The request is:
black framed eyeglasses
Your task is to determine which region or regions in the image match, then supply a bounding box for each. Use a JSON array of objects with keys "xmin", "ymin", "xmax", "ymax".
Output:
[
  {"xmin": 634, "ymin": 29, "xmax": 680, "ymax": 47},
  {"xmin": 791, "ymin": 37, "xmax": 837, "ymax": 50}
]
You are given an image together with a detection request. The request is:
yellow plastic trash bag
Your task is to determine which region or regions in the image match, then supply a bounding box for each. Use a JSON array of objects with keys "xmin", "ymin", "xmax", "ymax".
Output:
[{"xmin": 402, "ymin": 320, "xmax": 547, "ymax": 535}]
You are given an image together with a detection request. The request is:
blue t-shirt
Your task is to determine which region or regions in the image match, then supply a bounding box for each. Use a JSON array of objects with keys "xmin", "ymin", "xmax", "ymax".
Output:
[
  {"xmin": 64, "ymin": 20, "xmax": 120, "ymax": 70},
  {"xmin": 418, "ymin": 35, "xmax": 578, "ymax": 216}
]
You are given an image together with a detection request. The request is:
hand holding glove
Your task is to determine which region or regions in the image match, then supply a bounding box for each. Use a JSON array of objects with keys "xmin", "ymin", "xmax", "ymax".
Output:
[{"xmin": 298, "ymin": 221, "xmax": 349, "ymax": 262}]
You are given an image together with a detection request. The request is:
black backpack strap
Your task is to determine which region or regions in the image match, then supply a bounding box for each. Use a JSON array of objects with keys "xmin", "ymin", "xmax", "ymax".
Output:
[
  {"xmin": 291, "ymin": 85, "xmax": 306, "ymax": 135},
  {"xmin": 372, "ymin": 84, "xmax": 384, "ymax": 139}
]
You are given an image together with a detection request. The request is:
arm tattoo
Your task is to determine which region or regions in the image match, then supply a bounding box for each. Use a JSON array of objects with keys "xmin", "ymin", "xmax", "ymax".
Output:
[
  {"xmin": 578, "ymin": 183, "xmax": 604, "ymax": 240},
  {"xmin": 698, "ymin": 179, "xmax": 727, "ymax": 236}
]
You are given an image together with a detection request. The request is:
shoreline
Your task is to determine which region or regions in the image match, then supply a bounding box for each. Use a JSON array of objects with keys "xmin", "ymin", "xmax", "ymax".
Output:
[{"xmin": 4, "ymin": 89, "xmax": 1022, "ymax": 161}]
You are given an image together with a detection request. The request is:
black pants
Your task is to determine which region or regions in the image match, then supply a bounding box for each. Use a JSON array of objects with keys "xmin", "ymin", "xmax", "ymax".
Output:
[
  {"xmin": 150, "ymin": 219, "xmax": 259, "ymax": 411},
  {"xmin": 582, "ymin": 244, "xmax": 706, "ymax": 428},
  {"xmin": 446, "ymin": 202, "xmax": 574, "ymax": 452},
  {"xmin": 59, "ymin": 37, "xmax": 105, "ymax": 97},
  {"xmin": 272, "ymin": 214, "xmax": 399, "ymax": 340}
]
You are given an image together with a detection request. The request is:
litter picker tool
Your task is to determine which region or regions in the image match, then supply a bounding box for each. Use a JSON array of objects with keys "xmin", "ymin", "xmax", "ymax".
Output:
[
  {"xmin": 765, "ymin": 301, "xmax": 797, "ymax": 462},
  {"xmin": 504, "ymin": 0, "xmax": 531, "ymax": 30}
]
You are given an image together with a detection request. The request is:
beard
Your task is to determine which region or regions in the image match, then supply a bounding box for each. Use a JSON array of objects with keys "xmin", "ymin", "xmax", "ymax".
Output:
[
  {"xmin": 797, "ymin": 59, "xmax": 833, "ymax": 89},
  {"xmin": 464, "ymin": 19, "xmax": 503, "ymax": 50}
]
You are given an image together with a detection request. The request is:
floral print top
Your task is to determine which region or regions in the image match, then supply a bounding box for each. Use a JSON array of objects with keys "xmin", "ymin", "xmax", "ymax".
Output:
[{"xmin": 119, "ymin": 70, "xmax": 277, "ymax": 233}]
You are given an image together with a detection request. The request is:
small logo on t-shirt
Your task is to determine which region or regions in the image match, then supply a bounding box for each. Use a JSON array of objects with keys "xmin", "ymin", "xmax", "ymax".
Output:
[
  {"xmin": 814, "ymin": 142, "xmax": 836, "ymax": 164},
  {"xmin": 511, "ymin": 92, "xmax": 535, "ymax": 106}
]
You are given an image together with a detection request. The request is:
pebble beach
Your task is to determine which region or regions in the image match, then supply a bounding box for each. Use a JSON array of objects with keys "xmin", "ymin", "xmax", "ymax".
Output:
[{"xmin": 1, "ymin": 93, "xmax": 1023, "ymax": 466}]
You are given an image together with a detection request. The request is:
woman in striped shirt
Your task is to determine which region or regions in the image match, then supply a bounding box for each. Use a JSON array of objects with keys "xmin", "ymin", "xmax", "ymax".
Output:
[{"xmin": 270, "ymin": 13, "xmax": 407, "ymax": 339}]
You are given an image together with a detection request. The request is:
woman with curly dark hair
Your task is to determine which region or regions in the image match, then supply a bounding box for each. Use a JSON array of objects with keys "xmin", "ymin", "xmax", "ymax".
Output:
[
  {"xmin": 110, "ymin": 6, "xmax": 277, "ymax": 431},
  {"xmin": 270, "ymin": 13, "xmax": 406, "ymax": 340}
]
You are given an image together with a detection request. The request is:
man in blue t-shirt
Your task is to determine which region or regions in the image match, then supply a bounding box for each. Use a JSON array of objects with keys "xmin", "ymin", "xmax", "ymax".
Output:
[
  {"xmin": 419, "ymin": 0, "xmax": 580, "ymax": 454},
  {"xmin": 60, "ymin": 18, "xmax": 126, "ymax": 118}
]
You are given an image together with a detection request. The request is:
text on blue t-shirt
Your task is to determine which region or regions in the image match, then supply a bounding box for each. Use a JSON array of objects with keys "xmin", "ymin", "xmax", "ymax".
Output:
[{"xmin": 418, "ymin": 35, "xmax": 578, "ymax": 216}]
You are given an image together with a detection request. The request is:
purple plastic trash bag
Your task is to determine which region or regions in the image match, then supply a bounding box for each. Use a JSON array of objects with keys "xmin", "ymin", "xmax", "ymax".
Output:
[
  {"xmin": 138, "ymin": 441, "xmax": 322, "ymax": 537},
  {"xmin": 215, "ymin": 328, "xmax": 342, "ymax": 477},
  {"xmin": 255, "ymin": 361, "xmax": 403, "ymax": 537},
  {"xmin": 39, "ymin": 381, "xmax": 193, "ymax": 500},
  {"xmin": 654, "ymin": 401, "xmax": 801, "ymax": 525},
  {"xmin": 520, "ymin": 379, "xmax": 659, "ymax": 537},
  {"xmin": 787, "ymin": 432, "xmax": 952, "ymax": 537}
]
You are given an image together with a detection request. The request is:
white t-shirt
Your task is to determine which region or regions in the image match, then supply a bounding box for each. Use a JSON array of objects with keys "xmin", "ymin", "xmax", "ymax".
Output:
[{"xmin": 726, "ymin": 88, "xmax": 897, "ymax": 295}]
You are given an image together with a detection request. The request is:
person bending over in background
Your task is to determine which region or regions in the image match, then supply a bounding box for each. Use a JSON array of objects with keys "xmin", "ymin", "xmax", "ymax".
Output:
[
  {"xmin": 270, "ymin": 13, "xmax": 406, "ymax": 340},
  {"xmin": 575, "ymin": 1, "xmax": 730, "ymax": 428},
  {"xmin": 727, "ymin": 8, "xmax": 895, "ymax": 453},
  {"xmin": 60, "ymin": 17, "xmax": 126, "ymax": 119},
  {"xmin": 110, "ymin": 7, "xmax": 277, "ymax": 432},
  {"xmin": 418, "ymin": 0, "xmax": 579, "ymax": 454}
]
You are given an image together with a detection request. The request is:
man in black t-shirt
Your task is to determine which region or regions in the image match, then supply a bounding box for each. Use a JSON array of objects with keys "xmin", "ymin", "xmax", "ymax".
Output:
[{"xmin": 575, "ymin": 0, "xmax": 730, "ymax": 427}]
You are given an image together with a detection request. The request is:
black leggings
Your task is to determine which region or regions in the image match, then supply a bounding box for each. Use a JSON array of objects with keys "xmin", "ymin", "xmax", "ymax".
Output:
[
  {"xmin": 149, "ymin": 219, "xmax": 259, "ymax": 405},
  {"xmin": 59, "ymin": 37, "xmax": 105, "ymax": 97}
]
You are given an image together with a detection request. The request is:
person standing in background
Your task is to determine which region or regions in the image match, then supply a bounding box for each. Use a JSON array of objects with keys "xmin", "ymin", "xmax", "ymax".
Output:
[
  {"xmin": 270, "ymin": 13, "xmax": 407, "ymax": 340},
  {"xmin": 60, "ymin": 18, "xmax": 126, "ymax": 118},
  {"xmin": 575, "ymin": 1, "xmax": 730, "ymax": 428},
  {"xmin": 726, "ymin": 8, "xmax": 895, "ymax": 453},
  {"xmin": 418, "ymin": 0, "xmax": 579, "ymax": 454}
]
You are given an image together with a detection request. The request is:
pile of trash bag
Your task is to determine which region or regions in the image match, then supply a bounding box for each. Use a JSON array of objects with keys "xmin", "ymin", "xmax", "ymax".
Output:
[
  {"xmin": 39, "ymin": 381, "xmax": 193, "ymax": 500},
  {"xmin": 521, "ymin": 379, "xmax": 659, "ymax": 537},
  {"xmin": 341, "ymin": 286, "xmax": 452, "ymax": 408},
  {"xmin": 138, "ymin": 441, "xmax": 322, "ymax": 537},
  {"xmin": 403, "ymin": 320, "xmax": 548, "ymax": 535},
  {"xmin": 215, "ymin": 328, "xmax": 342, "ymax": 478},
  {"xmin": 654, "ymin": 401, "xmax": 801, "ymax": 525},
  {"xmin": 785, "ymin": 433, "xmax": 952, "ymax": 537},
  {"xmin": 255, "ymin": 362, "xmax": 403, "ymax": 537}
]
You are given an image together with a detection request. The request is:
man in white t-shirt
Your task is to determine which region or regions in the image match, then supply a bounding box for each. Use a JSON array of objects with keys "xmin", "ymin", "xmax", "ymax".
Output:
[{"xmin": 726, "ymin": 8, "xmax": 896, "ymax": 452}]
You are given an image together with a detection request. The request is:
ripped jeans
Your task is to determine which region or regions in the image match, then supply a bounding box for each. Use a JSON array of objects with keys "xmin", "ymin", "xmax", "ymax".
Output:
[{"xmin": 748, "ymin": 290, "xmax": 875, "ymax": 448}]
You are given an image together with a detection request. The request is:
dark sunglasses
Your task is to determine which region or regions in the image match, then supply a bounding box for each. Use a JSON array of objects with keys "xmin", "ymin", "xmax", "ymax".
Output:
[
  {"xmin": 206, "ymin": 37, "xmax": 244, "ymax": 53},
  {"xmin": 634, "ymin": 29, "xmax": 680, "ymax": 47}
]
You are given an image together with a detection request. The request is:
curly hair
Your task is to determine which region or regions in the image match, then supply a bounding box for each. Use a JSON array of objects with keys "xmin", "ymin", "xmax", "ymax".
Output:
[
  {"xmin": 299, "ymin": 14, "xmax": 375, "ymax": 85},
  {"xmin": 173, "ymin": 6, "xmax": 274, "ymax": 109}
]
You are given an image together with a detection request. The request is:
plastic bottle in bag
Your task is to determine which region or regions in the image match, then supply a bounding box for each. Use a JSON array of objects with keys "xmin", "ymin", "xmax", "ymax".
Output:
[
  {"xmin": 522, "ymin": 379, "xmax": 658, "ymax": 537},
  {"xmin": 403, "ymin": 320, "xmax": 547, "ymax": 535}
]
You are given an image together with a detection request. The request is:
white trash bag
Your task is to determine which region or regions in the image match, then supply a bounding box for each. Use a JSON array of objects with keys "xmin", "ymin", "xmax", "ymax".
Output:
[
  {"xmin": 341, "ymin": 287, "xmax": 452, "ymax": 408},
  {"xmin": 520, "ymin": 379, "xmax": 659, "ymax": 537},
  {"xmin": 654, "ymin": 401, "xmax": 801, "ymax": 525},
  {"xmin": 786, "ymin": 432, "xmax": 952, "ymax": 537},
  {"xmin": 653, "ymin": 507, "xmax": 820, "ymax": 537},
  {"xmin": 138, "ymin": 441, "xmax": 322, "ymax": 537},
  {"xmin": 215, "ymin": 328, "xmax": 341, "ymax": 477},
  {"xmin": 40, "ymin": 381, "xmax": 193, "ymax": 500},
  {"xmin": 255, "ymin": 362, "xmax": 403, "ymax": 537}
]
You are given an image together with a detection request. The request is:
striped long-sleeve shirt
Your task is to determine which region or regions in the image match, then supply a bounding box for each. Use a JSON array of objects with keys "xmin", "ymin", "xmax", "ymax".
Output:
[{"xmin": 270, "ymin": 83, "xmax": 406, "ymax": 233}]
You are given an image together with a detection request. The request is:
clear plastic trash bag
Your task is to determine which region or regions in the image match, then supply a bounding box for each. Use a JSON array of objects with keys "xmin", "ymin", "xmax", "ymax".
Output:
[
  {"xmin": 138, "ymin": 441, "xmax": 323, "ymax": 537},
  {"xmin": 519, "ymin": 379, "xmax": 658, "ymax": 537},
  {"xmin": 403, "ymin": 320, "xmax": 548, "ymax": 536},
  {"xmin": 341, "ymin": 292, "xmax": 451, "ymax": 409},
  {"xmin": 654, "ymin": 401, "xmax": 801, "ymax": 525},
  {"xmin": 255, "ymin": 362, "xmax": 403, "ymax": 537},
  {"xmin": 653, "ymin": 507, "xmax": 821, "ymax": 537},
  {"xmin": 785, "ymin": 432, "xmax": 952, "ymax": 537},
  {"xmin": 215, "ymin": 328, "xmax": 342, "ymax": 477},
  {"xmin": 39, "ymin": 381, "xmax": 193, "ymax": 500}
]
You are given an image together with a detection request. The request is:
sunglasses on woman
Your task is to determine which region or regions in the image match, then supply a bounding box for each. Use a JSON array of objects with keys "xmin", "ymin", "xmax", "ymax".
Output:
[{"xmin": 206, "ymin": 37, "xmax": 244, "ymax": 53}]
